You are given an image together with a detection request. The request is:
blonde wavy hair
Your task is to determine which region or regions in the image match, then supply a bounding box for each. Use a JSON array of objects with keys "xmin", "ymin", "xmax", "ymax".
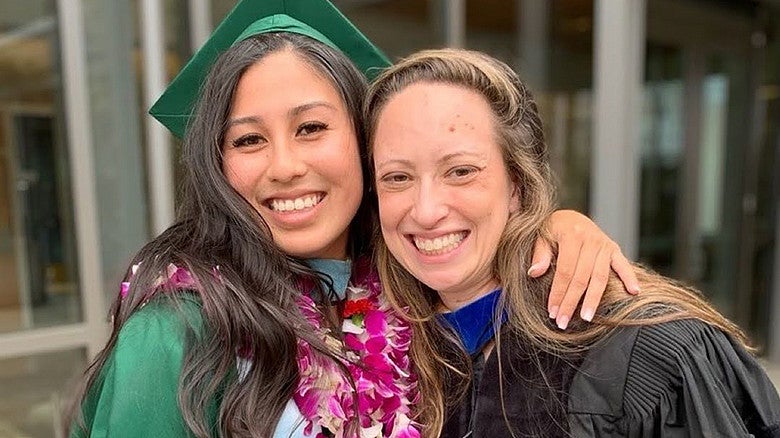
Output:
[{"xmin": 363, "ymin": 48, "xmax": 750, "ymax": 437}]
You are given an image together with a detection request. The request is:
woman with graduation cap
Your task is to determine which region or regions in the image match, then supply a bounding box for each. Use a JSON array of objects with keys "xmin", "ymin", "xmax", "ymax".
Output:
[{"xmin": 65, "ymin": 1, "xmax": 639, "ymax": 437}]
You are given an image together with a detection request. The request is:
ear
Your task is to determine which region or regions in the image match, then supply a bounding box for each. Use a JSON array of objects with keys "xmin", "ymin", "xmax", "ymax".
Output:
[{"xmin": 509, "ymin": 183, "xmax": 521, "ymax": 213}]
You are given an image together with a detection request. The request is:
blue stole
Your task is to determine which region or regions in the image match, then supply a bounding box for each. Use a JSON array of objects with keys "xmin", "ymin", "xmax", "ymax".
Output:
[
  {"xmin": 306, "ymin": 258, "xmax": 351, "ymax": 300},
  {"xmin": 440, "ymin": 289, "xmax": 506, "ymax": 355}
]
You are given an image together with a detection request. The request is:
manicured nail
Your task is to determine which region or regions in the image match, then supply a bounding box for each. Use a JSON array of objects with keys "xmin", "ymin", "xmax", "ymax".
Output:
[
  {"xmin": 549, "ymin": 306, "xmax": 559, "ymax": 319},
  {"xmin": 527, "ymin": 263, "xmax": 543, "ymax": 277},
  {"xmin": 631, "ymin": 285, "xmax": 641, "ymax": 294},
  {"xmin": 557, "ymin": 315, "xmax": 570, "ymax": 330},
  {"xmin": 581, "ymin": 308, "xmax": 594, "ymax": 322}
]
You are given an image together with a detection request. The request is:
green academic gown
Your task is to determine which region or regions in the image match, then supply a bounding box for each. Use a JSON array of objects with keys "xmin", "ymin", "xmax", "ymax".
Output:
[{"xmin": 71, "ymin": 295, "xmax": 218, "ymax": 437}]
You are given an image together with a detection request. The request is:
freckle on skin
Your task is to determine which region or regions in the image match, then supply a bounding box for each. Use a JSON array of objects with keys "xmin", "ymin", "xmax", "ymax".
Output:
[{"xmin": 448, "ymin": 125, "xmax": 456, "ymax": 132}]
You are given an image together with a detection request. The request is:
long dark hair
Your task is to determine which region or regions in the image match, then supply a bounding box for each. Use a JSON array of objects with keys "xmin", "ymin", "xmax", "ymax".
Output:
[{"xmin": 66, "ymin": 33, "xmax": 373, "ymax": 437}]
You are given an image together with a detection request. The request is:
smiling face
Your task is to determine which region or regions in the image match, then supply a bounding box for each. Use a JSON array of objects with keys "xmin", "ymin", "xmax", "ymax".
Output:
[
  {"xmin": 372, "ymin": 82, "xmax": 519, "ymax": 309},
  {"xmin": 221, "ymin": 50, "xmax": 363, "ymax": 259}
]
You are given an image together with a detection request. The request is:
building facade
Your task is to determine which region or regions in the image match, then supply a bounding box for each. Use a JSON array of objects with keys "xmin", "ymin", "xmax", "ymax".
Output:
[{"xmin": 0, "ymin": 0, "xmax": 778, "ymax": 435}]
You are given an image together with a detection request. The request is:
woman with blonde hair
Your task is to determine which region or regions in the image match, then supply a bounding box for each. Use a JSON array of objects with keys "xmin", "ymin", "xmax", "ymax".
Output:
[{"xmin": 366, "ymin": 48, "xmax": 780, "ymax": 437}]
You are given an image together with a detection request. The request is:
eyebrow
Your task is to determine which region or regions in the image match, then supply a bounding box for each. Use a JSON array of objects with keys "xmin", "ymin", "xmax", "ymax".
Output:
[
  {"xmin": 289, "ymin": 101, "xmax": 337, "ymax": 117},
  {"xmin": 225, "ymin": 101, "xmax": 337, "ymax": 130},
  {"xmin": 375, "ymin": 151, "xmax": 486, "ymax": 170},
  {"xmin": 440, "ymin": 151, "xmax": 485, "ymax": 162},
  {"xmin": 225, "ymin": 115, "xmax": 262, "ymax": 129}
]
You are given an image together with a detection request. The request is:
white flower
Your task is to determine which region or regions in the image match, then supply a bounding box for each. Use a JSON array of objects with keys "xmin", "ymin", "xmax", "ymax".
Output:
[{"xmin": 360, "ymin": 423, "xmax": 383, "ymax": 438}]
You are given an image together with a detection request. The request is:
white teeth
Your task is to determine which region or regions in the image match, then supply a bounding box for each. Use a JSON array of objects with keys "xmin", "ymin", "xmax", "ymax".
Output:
[
  {"xmin": 270, "ymin": 194, "xmax": 322, "ymax": 212},
  {"xmin": 413, "ymin": 232, "xmax": 466, "ymax": 255}
]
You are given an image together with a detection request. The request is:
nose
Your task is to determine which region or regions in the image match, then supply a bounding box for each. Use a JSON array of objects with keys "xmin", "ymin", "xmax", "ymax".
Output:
[
  {"xmin": 266, "ymin": 140, "xmax": 307, "ymax": 183},
  {"xmin": 410, "ymin": 179, "xmax": 448, "ymax": 228}
]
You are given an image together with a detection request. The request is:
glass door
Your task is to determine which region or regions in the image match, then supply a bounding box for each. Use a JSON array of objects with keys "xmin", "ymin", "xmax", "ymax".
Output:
[
  {"xmin": 640, "ymin": 0, "xmax": 765, "ymax": 339},
  {"xmin": 0, "ymin": 1, "xmax": 89, "ymax": 435},
  {"xmin": 0, "ymin": 3, "xmax": 83, "ymax": 333}
]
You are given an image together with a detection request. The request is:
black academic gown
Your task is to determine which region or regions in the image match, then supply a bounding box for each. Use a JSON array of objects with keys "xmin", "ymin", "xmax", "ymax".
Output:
[{"xmin": 442, "ymin": 319, "xmax": 780, "ymax": 437}]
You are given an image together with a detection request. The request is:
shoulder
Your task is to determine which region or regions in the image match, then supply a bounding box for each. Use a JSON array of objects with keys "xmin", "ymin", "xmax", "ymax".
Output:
[
  {"xmin": 115, "ymin": 293, "xmax": 205, "ymax": 358},
  {"xmin": 569, "ymin": 319, "xmax": 780, "ymax": 436},
  {"xmin": 620, "ymin": 319, "xmax": 740, "ymax": 415},
  {"xmin": 78, "ymin": 294, "xmax": 208, "ymax": 437},
  {"xmin": 568, "ymin": 319, "xmax": 739, "ymax": 415}
]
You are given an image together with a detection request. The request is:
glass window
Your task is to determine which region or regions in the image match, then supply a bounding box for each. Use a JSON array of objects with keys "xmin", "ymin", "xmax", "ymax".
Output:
[
  {"xmin": 639, "ymin": 0, "xmax": 772, "ymax": 344},
  {"xmin": 466, "ymin": 0, "xmax": 595, "ymax": 212},
  {"xmin": 335, "ymin": 0, "xmax": 444, "ymax": 60},
  {"xmin": 639, "ymin": 44, "xmax": 684, "ymax": 275},
  {"xmin": 0, "ymin": 0, "xmax": 82, "ymax": 333},
  {"xmin": 211, "ymin": 0, "xmax": 445, "ymax": 61},
  {"xmin": 752, "ymin": 4, "xmax": 780, "ymax": 348}
]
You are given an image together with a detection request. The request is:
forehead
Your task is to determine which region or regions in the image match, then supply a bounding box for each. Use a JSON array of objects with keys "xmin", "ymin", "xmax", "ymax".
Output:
[
  {"xmin": 231, "ymin": 50, "xmax": 343, "ymax": 109},
  {"xmin": 371, "ymin": 82, "xmax": 509, "ymax": 172},
  {"xmin": 374, "ymin": 82, "xmax": 497, "ymax": 147},
  {"xmin": 380, "ymin": 82, "xmax": 493, "ymax": 126}
]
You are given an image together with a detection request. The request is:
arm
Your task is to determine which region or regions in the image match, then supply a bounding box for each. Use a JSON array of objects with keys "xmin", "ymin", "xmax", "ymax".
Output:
[{"xmin": 531, "ymin": 209, "xmax": 639, "ymax": 330}]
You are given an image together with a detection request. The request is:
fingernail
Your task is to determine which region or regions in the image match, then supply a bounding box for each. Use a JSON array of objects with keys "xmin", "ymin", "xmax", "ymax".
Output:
[
  {"xmin": 527, "ymin": 263, "xmax": 543, "ymax": 276},
  {"xmin": 557, "ymin": 315, "xmax": 570, "ymax": 330},
  {"xmin": 581, "ymin": 308, "xmax": 594, "ymax": 322},
  {"xmin": 630, "ymin": 285, "xmax": 641, "ymax": 294},
  {"xmin": 549, "ymin": 306, "xmax": 559, "ymax": 319}
]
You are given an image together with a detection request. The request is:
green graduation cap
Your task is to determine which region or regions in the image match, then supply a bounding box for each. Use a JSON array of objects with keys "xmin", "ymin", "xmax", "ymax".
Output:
[{"xmin": 149, "ymin": 0, "xmax": 391, "ymax": 139}]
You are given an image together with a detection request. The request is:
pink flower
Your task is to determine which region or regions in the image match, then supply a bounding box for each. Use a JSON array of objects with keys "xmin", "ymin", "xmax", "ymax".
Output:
[
  {"xmin": 120, "ymin": 282, "xmax": 130, "ymax": 298},
  {"xmin": 364, "ymin": 310, "xmax": 387, "ymax": 335},
  {"xmin": 292, "ymin": 261, "xmax": 420, "ymax": 437},
  {"xmin": 344, "ymin": 333, "xmax": 364, "ymax": 350},
  {"xmin": 365, "ymin": 336, "xmax": 387, "ymax": 354}
]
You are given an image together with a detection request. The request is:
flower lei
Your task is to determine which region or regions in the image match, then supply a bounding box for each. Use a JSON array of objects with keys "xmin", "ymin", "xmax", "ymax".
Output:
[
  {"xmin": 119, "ymin": 260, "xmax": 421, "ymax": 437},
  {"xmin": 294, "ymin": 260, "xmax": 421, "ymax": 438},
  {"xmin": 120, "ymin": 263, "xmax": 198, "ymax": 299}
]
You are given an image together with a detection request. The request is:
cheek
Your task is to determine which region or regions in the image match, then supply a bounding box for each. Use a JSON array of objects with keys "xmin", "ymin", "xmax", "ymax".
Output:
[
  {"xmin": 377, "ymin": 191, "xmax": 408, "ymax": 233},
  {"xmin": 222, "ymin": 156, "xmax": 258, "ymax": 198},
  {"xmin": 327, "ymin": 138, "xmax": 364, "ymax": 198},
  {"xmin": 330, "ymin": 147, "xmax": 364, "ymax": 206}
]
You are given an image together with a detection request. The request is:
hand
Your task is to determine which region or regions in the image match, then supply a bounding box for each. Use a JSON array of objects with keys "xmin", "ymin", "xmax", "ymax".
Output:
[{"xmin": 529, "ymin": 210, "xmax": 640, "ymax": 330}]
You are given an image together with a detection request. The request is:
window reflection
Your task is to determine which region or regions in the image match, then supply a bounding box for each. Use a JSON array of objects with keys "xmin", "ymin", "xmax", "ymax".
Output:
[{"xmin": 0, "ymin": 1, "xmax": 81, "ymax": 333}]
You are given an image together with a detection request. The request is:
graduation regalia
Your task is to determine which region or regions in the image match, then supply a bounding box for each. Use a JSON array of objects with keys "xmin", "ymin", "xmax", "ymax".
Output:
[{"xmin": 443, "ymin": 316, "xmax": 780, "ymax": 437}]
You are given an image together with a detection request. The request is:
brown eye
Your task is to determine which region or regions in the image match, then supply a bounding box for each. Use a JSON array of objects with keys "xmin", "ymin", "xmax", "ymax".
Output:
[
  {"xmin": 386, "ymin": 174, "xmax": 409, "ymax": 183},
  {"xmin": 448, "ymin": 166, "xmax": 478, "ymax": 178},
  {"xmin": 231, "ymin": 133, "xmax": 265, "ymax": 148},
  {"xmin": 379, "ymin": 172, "xmax": 412, "ymax": 190},
  {"xmin": 297, "ymin": 122, "xmax": 328, "ymax": 136}
]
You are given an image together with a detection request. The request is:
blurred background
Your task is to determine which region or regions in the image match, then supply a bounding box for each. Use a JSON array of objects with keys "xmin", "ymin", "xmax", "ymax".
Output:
[{"xmin": 0, "ymin": 0, "xmax": 779, "ymax": 436}]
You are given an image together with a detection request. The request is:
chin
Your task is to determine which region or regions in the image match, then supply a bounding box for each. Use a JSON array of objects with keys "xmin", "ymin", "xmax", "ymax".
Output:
[
  {"xmin": 278, "ymin": 241, "xmax": 326, "ymax": 259},
  {"xmin": 414, "ymin": 272, "xmax": 458, "ymax": 294}
]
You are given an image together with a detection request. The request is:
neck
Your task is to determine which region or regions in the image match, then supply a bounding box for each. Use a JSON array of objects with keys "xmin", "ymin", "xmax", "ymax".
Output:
[{"xmin": 437, "ymin": 277, "xmax": 500, "ymax": 311}]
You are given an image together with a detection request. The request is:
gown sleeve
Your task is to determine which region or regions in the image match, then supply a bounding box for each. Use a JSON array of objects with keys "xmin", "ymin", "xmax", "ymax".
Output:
[
  {"xmin": 568, "ymin": 319, "xmax": 780, "ymax": 437},
  {"xmin": 73, "ymin": 296, "xmax": 207, "ymax": 438}
]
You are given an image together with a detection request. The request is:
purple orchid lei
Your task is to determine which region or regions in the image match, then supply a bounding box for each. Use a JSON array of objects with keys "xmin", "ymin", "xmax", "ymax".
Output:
[{"xmin": 294, "ymin": 264, "xmax": 421, "ymax": 438}]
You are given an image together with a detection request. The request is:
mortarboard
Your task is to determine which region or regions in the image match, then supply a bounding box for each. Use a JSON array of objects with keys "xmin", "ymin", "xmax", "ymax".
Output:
[{"xmin": 149, "ymin": 0, "xmax": 390, "ymax": 139}]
